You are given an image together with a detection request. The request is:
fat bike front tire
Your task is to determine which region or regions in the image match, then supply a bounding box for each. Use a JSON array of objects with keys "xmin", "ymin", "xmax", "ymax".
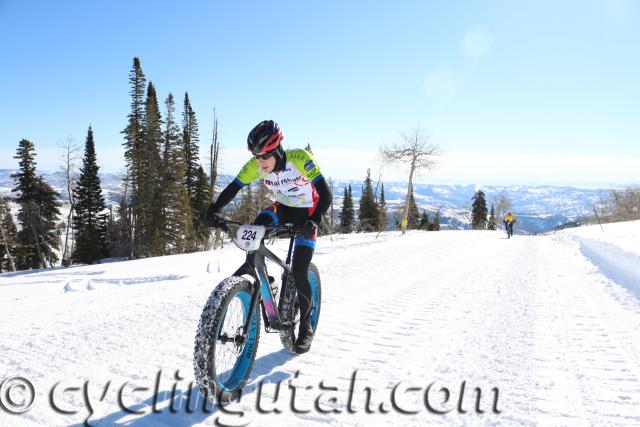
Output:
[
  {"xmin": 279, "ymin": 263, "xmax": 322, "ymax": 352},
  {"xmin": 193, "ymin": 276, "xmax": 260, "ymax": 404}
]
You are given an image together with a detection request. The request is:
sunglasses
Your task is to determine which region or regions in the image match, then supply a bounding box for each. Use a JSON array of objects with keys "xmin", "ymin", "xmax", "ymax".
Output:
[{"xmin": 254, "ymin": 152, "xmax": 275, "ymax": 160}]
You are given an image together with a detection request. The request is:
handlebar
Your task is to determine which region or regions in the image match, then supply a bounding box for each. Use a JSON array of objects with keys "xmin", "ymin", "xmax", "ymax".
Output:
[{"xmin": 216, "ymin": 218, "xmax": 299, "ymax": 238}]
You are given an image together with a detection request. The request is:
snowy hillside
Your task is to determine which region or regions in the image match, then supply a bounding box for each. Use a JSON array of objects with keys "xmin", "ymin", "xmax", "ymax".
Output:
[
  {"xmin": 338, "ymin": 181, "xmax": 611, "ymax": 233},
  {"xmin": 0, "ymin": 169, "xmax": 123, "ymax": 205},
  {"xmin": 1, "ymin": 221, "xmax": 639, "ymax": 426},
  {"xmin": 0, "ymin": 169, "xmax": 616, "ymax": 234}
]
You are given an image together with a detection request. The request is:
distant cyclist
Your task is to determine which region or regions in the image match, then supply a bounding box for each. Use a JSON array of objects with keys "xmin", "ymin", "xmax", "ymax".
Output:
[
  {"xmin": 203, "ymin": 120, "xmax": 332, "ymax": 354},
  {"xmin": 503, "ymin": 212, "xmax": 516, "ymax": 238}
]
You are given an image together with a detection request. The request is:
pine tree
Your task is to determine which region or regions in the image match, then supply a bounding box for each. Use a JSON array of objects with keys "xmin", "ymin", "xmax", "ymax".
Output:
[
  {"xmin": 232, "ymin": 185, "xmax": 255, "ymax": 225},
  {"xmin": 339, "ymin": 185, "xmax": 355, "ymax": 233},
  {"xmin": 11, "ymin": 139, "xmax": 61, "ymax": 269},
  {"xmin": 378, "ymin": 183, "xmax": 387, "ymax": 232},
  {"xmin": 33, "ymin": 177, "xmax": 62, "ymax": 267},
  {"xmin": 183, "ymin": 92, "xmax": 201, "ymax": 208},
  {"xmin": 227, "ymin": 180, "xmax": 269, "ymax": 227},
  {"xmin": 121, "ymin": 57, "xmax": 146, "ymax": 258},
  {"xmin": 419, "ymin": 210, "xmax": 430, "ymax": 230},
  {"xmin": 73, "ymin": 126, "xmax": 109, "ymax": 264},
  {"xmin": 254, "ymin": 180, "xmax": 271, "ymax": 212},
  {"xmin": 192, "ymin": 165, "xmax": 212, "ymax": 249},
  {"xmin": 122, "ymin": 79, "xmax": 165, "ymax": 257},
  {"xmin": 113, "ymin": 193, "xmax": 132, "ymax": 258},
  {"xmin": 407, "ymin": 184, "xmax": 420, "ymax": 230},
  {"xmin": 358, "ymin": 169, "xmax": 379, "ymax": 232},
  {"xmin": 173, "ymin": 164, "xmax": 196, "ymax": 254},
  {"xmin": 160, "ymin": 93, "xmax": 194, "ymax": 254},
  {"xmin": 432, "ymin": 210, "xmax": 441, "ymax": 231},
  {"xmin": 140, "ymin": 81, "xmax": 164, "ymax": 256},
  {"xmin": 122, "ymin": 57, "xmax": 146, "ymax": 180},
  {"xmin": 471, "ymin": 190, "xmax": 488, "ymax": 230},
  {"xmin": 487, "ymin": 204, "xmax": 497, "ymax": 230},
  {"xmin": 0, "ymin": 197, "xmax": 18, "ymax": 272},
  {"xmin": 12, "ymin": 138, "xmax": 39, "ymax": 259}
]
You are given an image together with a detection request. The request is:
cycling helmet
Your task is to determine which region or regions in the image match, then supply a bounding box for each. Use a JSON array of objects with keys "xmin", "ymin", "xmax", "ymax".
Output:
[{"xmin": 247, "ymin": 120, "xmax": 283, "ymax": 155}]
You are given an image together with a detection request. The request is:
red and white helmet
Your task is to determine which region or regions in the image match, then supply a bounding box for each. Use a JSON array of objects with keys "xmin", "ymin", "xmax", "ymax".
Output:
[{"xmin": 247, "ymin": 120, "xmax": 283, "ymax": 155}]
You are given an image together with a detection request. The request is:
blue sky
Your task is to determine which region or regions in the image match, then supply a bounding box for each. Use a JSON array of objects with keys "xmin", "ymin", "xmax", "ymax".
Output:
[{"xmin": 1, "ymin": 0, "xmax": 638, "ymax": 185}]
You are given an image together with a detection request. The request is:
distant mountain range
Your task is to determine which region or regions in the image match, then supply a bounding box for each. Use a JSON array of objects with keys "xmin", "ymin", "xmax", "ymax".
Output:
[
  {"xmin": 0, "ymin": 169, "xmax": 616, "ymax": 234},
  {"xmin": 327, "ymin": 180, "xmax": 610, "ymax": 233}
]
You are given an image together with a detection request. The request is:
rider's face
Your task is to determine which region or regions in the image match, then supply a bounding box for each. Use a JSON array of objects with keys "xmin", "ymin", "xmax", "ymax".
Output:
[{"xmin": 256, "ymin": 154, "xmax": 276, "ymax": 173}]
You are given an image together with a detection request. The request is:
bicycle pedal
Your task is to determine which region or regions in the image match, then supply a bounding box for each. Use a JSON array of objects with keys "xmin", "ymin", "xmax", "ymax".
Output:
[{"xmin": 264, "ymin": 326, "xmax": 279, "ymax": 334}]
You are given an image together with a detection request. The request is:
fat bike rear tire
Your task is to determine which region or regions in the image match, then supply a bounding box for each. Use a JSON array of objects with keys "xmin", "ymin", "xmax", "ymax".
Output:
[{"xmin": 278, "ymin": 263, "xmax": 322, "ymax": 352}]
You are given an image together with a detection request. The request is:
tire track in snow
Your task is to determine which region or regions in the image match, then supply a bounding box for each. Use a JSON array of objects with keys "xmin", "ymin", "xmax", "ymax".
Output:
[
  {"xmin": 528, "ymin": 237, "xmax": 640, "ymax": 426},
  {"xmin": 297, "ymin": 232, "xmax": 510, "ymax": 425}
]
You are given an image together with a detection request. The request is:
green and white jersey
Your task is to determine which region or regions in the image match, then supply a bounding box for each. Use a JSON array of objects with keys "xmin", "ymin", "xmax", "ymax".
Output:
[{"xmin": 234, "ymin": 149, "xmax": 323, "ymax": 208}]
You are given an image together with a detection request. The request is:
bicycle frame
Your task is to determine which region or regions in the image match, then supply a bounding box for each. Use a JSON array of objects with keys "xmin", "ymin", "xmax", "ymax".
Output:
[{"xmin": 231, "ymin": 232, "xmax": 297, "ymax": 337}]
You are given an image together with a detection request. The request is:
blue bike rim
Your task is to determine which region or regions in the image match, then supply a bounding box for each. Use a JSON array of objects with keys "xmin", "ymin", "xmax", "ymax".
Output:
[
  {"xmin": 214, "ymin": 289, "xmax": 258, "ymax": 392},
  {"xmin": 308, "ymin": 270, "xmax": 320, "ymax": 330}
]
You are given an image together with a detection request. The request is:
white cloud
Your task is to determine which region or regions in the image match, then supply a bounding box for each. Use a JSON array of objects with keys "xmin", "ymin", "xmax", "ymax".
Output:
[
  {"xmin": 461, "ymin": 27, "xmax": 493, "ymax": 60},
  {"xmin": 426, "ymin": 151, "xmax": 640, "ymax": 186}
]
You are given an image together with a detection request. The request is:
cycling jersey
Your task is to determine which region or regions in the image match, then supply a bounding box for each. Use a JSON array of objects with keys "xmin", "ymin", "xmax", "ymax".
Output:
[{"xmin": 234, "ymin": 149, "xmax": 323, "ymax": 208}]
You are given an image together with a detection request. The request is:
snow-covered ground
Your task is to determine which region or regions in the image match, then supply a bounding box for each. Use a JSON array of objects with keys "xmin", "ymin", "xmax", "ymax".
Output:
[
  {"xmin": 1, "ymin": 222, "xmax": 639, "ymax": 426},
  {"xmin": 558, "ymin": 221, "xmax": 640, "ymax": 299}
]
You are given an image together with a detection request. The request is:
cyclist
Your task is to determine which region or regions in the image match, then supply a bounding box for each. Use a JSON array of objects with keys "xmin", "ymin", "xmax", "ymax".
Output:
[
  {"xmin": 203, "ymin": 120, "xmax": 332, "ymax": 354},
  {"xmin": 503, "ymin": 212, "xmax": 516, "ymax": 238}
]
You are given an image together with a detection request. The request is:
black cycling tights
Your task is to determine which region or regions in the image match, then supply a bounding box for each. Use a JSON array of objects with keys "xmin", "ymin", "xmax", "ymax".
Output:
[{"xmin": 254, "ymin": 206, "xmax": 314, "ymax": 320}]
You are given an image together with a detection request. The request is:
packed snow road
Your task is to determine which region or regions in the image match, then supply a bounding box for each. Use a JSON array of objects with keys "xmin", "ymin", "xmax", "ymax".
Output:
[{"xmin": 1, "ymin": 224, "xmax": 639, "ymax": 426}]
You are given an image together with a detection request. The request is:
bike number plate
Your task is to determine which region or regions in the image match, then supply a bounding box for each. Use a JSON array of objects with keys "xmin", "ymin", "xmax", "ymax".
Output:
[{"xmin": 235, "ymin": 225, "xmax": 266, "ymax": 252}]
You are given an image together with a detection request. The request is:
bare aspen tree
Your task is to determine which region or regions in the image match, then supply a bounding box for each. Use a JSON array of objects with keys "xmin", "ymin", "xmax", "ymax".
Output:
[
  {"xmin": 209, "ymin": 108, "xmax": 224, "ymax": 248},
  {"xmin": 380, "ymin": 125, "xmax": 440, "ymax": 234},
  {"xmin": 610, "ymin": 187, "xmax": 640, "ymax": 221},
  {"xmin": 59, "ymin": 136, "xmax": 82, "ymax": 265},
  {"xmin": 209, "ymin": 108, "xmax": 221, "ymax": 196}
]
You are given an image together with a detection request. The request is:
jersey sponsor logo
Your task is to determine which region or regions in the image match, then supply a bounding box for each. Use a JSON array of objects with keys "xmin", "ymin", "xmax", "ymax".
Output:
[
  {"xmin": 263, "ymin": 175, "xmax": 308, "ymax": 187},
  {"xmin": 304, "ymin": 160, "xmax": 315, "ymax": 171}
]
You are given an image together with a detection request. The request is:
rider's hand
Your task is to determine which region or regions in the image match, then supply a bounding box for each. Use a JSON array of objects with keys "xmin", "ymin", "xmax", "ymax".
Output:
[
  {"xmin": 303, "ymin": 220, "xmax": 318, "ymax": 240},
  {"xmin": 202, "ymin": 204, "xmax": 224, "ymax": 228}
]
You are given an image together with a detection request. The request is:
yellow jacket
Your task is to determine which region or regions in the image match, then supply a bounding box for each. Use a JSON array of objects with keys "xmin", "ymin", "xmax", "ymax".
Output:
[{"xmin": 504, "ymin": 213, "xmax": 516, "ymax": 223}]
